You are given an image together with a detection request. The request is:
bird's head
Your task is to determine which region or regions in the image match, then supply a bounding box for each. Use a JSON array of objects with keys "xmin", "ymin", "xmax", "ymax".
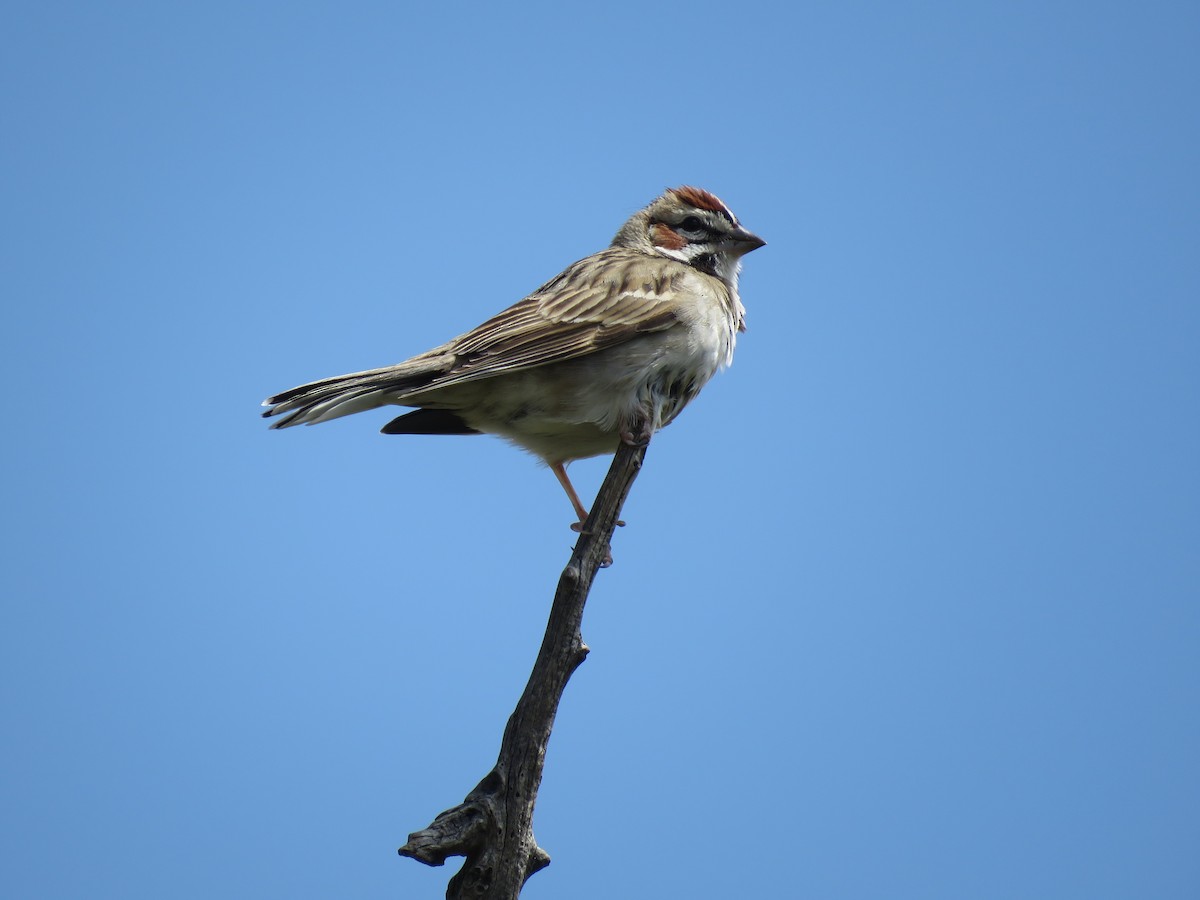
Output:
[{"xmin": 612, "ymin": 186, "xmax": 765, "ymax": 287}]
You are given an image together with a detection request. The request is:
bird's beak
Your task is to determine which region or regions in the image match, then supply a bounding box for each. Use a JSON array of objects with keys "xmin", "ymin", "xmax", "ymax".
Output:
[{"xmin": 729, "ymin": 227, "xmax": 766, "ymax": 255}]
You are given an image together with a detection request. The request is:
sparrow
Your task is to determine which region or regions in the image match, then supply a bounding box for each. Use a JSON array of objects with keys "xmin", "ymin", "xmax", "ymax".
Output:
[{"xmin": 262, "ymin": 186, "xmax": 764, "ymax": 526}]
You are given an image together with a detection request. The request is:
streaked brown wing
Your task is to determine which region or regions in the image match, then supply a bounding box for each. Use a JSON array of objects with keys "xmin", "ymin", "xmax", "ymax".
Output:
[
  {"xmin": 261, "ymin": 249, "xmax": 696, "ymax": 428},
  {"xmin": 413, "ymin": 248, "xmax": 685, "ymax": 391}
]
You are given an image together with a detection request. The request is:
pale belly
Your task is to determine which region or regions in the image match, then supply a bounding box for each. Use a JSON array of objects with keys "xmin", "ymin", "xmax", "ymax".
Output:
[{"xmin": 399, "ymin": 322, "xmax": 733, "ymax": 463}]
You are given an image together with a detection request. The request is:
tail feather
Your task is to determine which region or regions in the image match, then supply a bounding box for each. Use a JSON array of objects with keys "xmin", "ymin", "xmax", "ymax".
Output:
[
  {"xmin": 268, "ymin": 385, "xmax": 387, "ymax": 428},
  {"xmin": 261, "ymin": 352, "xmax": 456, "ymax": 429},
  {"xmin": 381, "ymin": 409, "xmax": 480, "ymax": 435}
]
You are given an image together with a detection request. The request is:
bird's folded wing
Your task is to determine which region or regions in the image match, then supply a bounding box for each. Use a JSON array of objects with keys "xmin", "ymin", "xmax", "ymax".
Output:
[
  {"xmin": 402, "ymin": 250, "xmax": 687, "ymax": 392},
  {"xmin": 262, "ymin": 250, "xmax": 691, "ymax": 425}
]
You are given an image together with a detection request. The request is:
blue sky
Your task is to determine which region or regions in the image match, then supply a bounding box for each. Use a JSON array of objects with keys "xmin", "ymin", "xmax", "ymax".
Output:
[{"xmin": 2, "ymin": 2, "xmax": 1197, "ymax": 898}]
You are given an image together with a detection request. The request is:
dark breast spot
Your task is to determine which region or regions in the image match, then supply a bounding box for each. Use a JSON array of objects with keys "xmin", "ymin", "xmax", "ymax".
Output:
[{"xmin": 691, "ymin": 253, "xmax": 719, "ymax": 277}]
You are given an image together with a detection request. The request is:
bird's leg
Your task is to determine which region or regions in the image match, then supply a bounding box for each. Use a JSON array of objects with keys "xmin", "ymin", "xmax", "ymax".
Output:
[
  {"xmin": 551, "ymin": 462, "xmax": 591, "ymax": 532},
  {"xmin": 551, "ymin": 461, "xmax": 624, "ymax": 533}
]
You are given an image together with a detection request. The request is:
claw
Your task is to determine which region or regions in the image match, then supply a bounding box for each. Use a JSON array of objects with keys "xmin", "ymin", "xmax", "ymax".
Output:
[
  {"xmin": 570, "ymin": 519, "xmax": 624, "ymax": 532},
  {"xmin": 619, "ymin": 427, "xmax": 652, "ymax": 448},
  {"xmin": 619, "ymin": 413, "xmax": 653, "ymax": 448},
  {"xmin": 568, "ymin": 522, "xmax": 615, "ymax": 565}
]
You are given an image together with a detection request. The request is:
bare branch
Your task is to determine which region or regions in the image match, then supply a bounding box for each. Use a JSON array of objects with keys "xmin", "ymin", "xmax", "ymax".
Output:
[{"xmin": 400, "ymin": 437, "xmax": 649, "ymax": 898}]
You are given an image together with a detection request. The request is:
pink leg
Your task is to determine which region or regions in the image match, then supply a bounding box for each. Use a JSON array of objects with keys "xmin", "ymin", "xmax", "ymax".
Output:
[
  {"xmin": 550, "ymin": 461, "xmax": 626, "ymax": 540},
  {"xmin": 550, "ymin": 462, "xmax": 590, "ymax": 525}
]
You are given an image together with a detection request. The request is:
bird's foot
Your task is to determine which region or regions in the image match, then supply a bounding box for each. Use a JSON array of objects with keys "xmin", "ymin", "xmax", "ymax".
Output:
[
  {"xmin": 570, "ymin": 519, "xmax": 619, "ymax": 566},
  {"xmin": 570, "ymin": 519, "xmax": 624, "ymax": 533},
  {"xmin": 619, "ymin": 423, "xmax": 652, "ymax": 447}
]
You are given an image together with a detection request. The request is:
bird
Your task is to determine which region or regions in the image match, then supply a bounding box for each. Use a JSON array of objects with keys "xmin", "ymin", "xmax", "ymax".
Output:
[{"xmin": 262, "ymin": 186, "xmax": 765, "ymax": 527}]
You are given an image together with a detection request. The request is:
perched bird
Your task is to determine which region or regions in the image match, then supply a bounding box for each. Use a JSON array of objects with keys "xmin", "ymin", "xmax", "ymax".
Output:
[{"xmin": 262, "ymin": 186, "xmax": 764, "ymax": 525}]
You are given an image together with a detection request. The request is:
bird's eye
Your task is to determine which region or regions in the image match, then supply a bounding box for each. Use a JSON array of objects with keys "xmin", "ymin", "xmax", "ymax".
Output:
[{"xmin": 679, "ymin": 216, "xmax": 705, "ymax": 232}]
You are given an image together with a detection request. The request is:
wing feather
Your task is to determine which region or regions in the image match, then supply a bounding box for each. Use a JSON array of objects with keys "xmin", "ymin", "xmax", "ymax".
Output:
[
  {"xmin": 415, "ymin": 249, "xmax": 686, "ymax": 391},
  {"xmin": 262, "ymin": 248, "xmax": 699, "ymax": 426}
]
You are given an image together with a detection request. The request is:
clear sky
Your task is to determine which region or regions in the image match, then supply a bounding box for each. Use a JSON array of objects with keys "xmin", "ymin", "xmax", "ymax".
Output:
[{"xmin": 2, "ymin": 2, "xmax": 1197, "ymax": 898}]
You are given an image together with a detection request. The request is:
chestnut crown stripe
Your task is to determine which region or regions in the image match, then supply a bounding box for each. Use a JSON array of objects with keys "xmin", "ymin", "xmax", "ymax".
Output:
[{"xmin": 666, "ymin": 186, "xmax": 737, "ymax": 224}]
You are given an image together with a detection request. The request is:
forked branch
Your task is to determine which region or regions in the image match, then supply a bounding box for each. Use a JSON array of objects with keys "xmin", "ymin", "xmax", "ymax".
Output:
[{"xmin": 399, "ymin": 438, "xmax": 649, "ymax": 899}]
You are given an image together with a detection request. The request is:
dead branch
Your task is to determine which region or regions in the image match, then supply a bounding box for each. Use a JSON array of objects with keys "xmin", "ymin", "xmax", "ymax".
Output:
[{"xmin": 399, "ymin": 437, "xmax": 649, "ymax": 898}]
